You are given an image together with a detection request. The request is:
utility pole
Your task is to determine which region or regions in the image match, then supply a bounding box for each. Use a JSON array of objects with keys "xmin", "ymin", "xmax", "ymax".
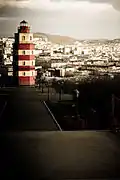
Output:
[
  {"xmin": 58, "ymin": 81, "xmax": 64, "ymax": 101},
  {"xmin": 76, "ymin": 89, "xmax": 80, "ymax": 121},
  {"xmin": 59, "ymin": 85, "xmax": 62, "ymax": 101},
  {"xmin": 112, "ymin": 94, "xmax": 115, "ymax": 121},
  {"xmin": 112, "ymin": 95, "xmax": 120, "ymax": 132},
  {"xmin": 41, "ymin": 79, "xmax": 44, "ymax": 93},
  {"xmin": 48, "ymin": 82, "xmax": 50, "ymax": 101},
  {"xmin": 112, "ymin": 94, "xmax": 117, "ymax": 130},
  {"xmin": 38, "ymin": 79, "xmax": 41, "ymax": 90}
]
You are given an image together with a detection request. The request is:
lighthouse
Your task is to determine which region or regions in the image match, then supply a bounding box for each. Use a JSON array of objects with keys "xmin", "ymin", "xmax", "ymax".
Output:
[{"xmin": 13, "ymin": 20, "xmax": 35, "ymax": 86}]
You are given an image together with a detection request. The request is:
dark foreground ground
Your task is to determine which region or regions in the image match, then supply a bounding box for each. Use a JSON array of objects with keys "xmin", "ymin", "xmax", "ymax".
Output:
[
  {"xmin": 0, "ymin": 131, "xmax": 120, "ymax": 179},
  {"xmin": 0, "ymin": 87, "xmax": 120, "ymax": 179}
]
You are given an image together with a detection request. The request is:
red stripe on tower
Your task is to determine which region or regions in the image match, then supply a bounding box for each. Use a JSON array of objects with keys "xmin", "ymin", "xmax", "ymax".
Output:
[
  {"xmin": 18, "ymin": 44, "xmax": 35, "ymax": 50},
  {"xmin": 18, "ymin": 66, "xmax": 35, "ymax": 71},
  {"xmin": 19, "ymin": 77, "xmax": 35, "ymax": 85},
  {"xmin": 18, "ymin": 55, "xmax": 35, "ymax": 60}
]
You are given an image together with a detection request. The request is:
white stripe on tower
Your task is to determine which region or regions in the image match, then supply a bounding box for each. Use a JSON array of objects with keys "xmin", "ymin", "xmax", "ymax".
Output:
[
  {"xmin": 19, "ymin": 33, "xmax": 33, "ymax": 44},
  {"xmin": 18, "ymin": 70, "xmax": 36, "ymax": 77},
  {"xmin": 18, "ymin": 50, "xmax": 34, "ymax": 55},
  {"xmin": 18, "ymin": 60, "xmax": 35, "ymax": 66}
]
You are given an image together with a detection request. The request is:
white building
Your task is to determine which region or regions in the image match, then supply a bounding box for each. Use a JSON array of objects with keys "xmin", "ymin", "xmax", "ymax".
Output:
[
  {"xmin": 51, "ymin": 62, "xmax": 67, "ymax": 68},
  {"xmin": 64, "ymin": 46, "xmax": 71, "ymax": 54}
]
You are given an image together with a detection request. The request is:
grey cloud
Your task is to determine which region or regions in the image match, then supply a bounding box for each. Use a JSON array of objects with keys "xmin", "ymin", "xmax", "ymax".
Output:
[
  {"xmin": 51, "ymin": 0, "xmax": 120, "ymax": 11},
  {"xmin": 0, "ymin": 0, "xmax": 119, "ymax": 19},
  {"xmin": 0, "ymin": 4, "xmax": 56, "ymax": 18},
  {"xmin": 51, "ymin": 0, "xmax": 110, "ymax": 1},
  {"xmin": 88, "ymin": 0, "xmax": 110, "ymax": 3},
  {"xmin": 89, "ymin": 0, "xmax": 120, "ymax": 11},
  {"xmin": 112, "ymin": 0, "xmax": 120, "ymax": 11},
  {"xmin": 0, "ymin": 6, "xmax": 33, "ymax": 17},
  {"xmin": 0, "ymin": 0, "xmax": 30, "ymax": 8}
]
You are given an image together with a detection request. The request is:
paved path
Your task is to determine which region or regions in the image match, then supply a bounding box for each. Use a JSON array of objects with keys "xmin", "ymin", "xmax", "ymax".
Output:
[
  {"xmin": 0, "ymin": 131, "xmax": 120, "ymax": 179},
  {"xmin": 0, "ymin": 87, "xmax": 59, "ymax": 131}
]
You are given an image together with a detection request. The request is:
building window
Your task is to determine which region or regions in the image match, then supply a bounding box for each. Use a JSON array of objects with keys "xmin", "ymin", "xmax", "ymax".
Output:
[
  {"xmin": 22, "ymin": 50, "xmax": 25, "ymax": 55},
  {"xmin": 32, "ymin": 50, "xmax": 33, "ymax": 54},
  {"xmin": 32, "ymin": 61, "xmax": 33, "ymax": 66},
  {"xmin": 30, "ymin": 36, "xmax": 32, "ymax": 40},
  {"xmin": 23, "ymin": 72, "xmax": 25, "ymax": 76},
  {"xmin": 32, "ymin": 72, "xmax": 33, "ymax": 76},
  {"xmin": 22, "ymin": 36, "xmax": 25, "ymax": 41},
  {"xmin": 23, "ymin": 61, "xmax": 25, "ymax": 65}
]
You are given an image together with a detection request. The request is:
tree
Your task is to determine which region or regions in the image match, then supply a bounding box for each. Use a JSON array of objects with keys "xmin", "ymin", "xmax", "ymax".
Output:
[
  {"xmin": 42, "ymin": 61, "xmax": 51, "ymax": 70},
  {"xmin": 65, "ymin": 71, "xmax": 74, "ymax": 77}
]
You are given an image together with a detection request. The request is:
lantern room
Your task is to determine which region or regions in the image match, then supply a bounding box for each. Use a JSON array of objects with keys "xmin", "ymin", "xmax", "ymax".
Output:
[{"xmin": 18, "ymin": 20, "xmax": 30, "ymax": 33}]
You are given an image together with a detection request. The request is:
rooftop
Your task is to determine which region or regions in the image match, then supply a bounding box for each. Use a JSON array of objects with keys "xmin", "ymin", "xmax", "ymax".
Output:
[{"xmin": 20, "ymin": 20, "xmax": 28, "ymax": 24}]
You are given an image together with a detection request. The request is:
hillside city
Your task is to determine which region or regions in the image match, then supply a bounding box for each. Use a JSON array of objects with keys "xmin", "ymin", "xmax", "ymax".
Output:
[
  {"xmin": 1, "ymin": 35, "xmax": 120, "ymax": 83},
  {"xmin": 0, "ymin": 0, "xmax": 120, "ymax": 177}
]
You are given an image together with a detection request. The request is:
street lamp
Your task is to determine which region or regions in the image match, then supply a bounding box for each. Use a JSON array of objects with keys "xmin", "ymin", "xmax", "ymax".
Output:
[
  {"xmin": 58, "ymin": 80, "xmax": 64, "ymax": 101},
  {"xmin": 38, "ymin": 78, "xmax": 41, "ymax": 89},
  {"xmin": 41, "ymin": 79, "xmax": 44, "ymax": 93},
  {"xmin": 47, "ymin": 81, "xmax": 50, "ymax": 101}
]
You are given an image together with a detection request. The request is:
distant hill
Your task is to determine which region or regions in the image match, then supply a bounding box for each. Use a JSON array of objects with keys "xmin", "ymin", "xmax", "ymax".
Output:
[
  {"xmin": 112, "ymin": 39, "xmax": 120, "ymax": 43},
  {"xmin": 1, "ymin": 32, "xmax": 120, "ymax": 45},
  {"xmin": 33, "ymin": 32, "xmax": 77, "ymax": 44}
]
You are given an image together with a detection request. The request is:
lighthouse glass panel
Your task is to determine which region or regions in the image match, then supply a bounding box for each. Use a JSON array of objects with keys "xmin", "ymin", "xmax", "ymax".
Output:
[{"xmin": 30, "ymin": 36, "xmax": 32, "ymax": 40}]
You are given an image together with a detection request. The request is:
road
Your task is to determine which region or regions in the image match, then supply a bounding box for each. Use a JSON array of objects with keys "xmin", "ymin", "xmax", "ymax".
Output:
[
  {"xmin": 0, "ymin": 131, "xmax": 120, "ymax": 179},
  {"xmin": 0, "ymin": 87, "xmax": 120, "ymax": 179},
  {"xmin": 0, "ymin": 87, "xmax": 59, "ymax": 131}
]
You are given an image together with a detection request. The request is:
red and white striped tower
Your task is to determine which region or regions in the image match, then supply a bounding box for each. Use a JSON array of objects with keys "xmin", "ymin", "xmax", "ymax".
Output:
[{"xmin": 13, "ymin": 20, "xmax": 35, "ymax": 86}]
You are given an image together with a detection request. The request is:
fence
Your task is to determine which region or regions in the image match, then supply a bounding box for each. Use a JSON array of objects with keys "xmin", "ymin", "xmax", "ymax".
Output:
[
  {"xmin": 36, "ymin": 79, "xmax": 120, "ymax": 130},
  {"xmin": 36, "ymin": 84, "xmax": 73, "ymax": 102}
]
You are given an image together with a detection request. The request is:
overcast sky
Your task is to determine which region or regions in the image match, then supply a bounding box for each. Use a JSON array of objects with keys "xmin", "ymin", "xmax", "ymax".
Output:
[{"xmin": 0, "ymin": 0, "xmax": 120, "ymax": 39}]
